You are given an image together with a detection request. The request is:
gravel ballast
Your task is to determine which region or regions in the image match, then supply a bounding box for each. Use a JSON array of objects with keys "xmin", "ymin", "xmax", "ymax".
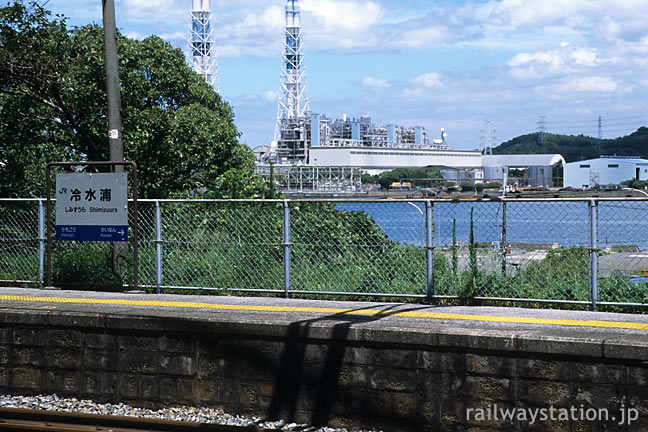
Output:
[{"xmin": 0, "ymin": 393, "xmax": 381, "ymax": 431}]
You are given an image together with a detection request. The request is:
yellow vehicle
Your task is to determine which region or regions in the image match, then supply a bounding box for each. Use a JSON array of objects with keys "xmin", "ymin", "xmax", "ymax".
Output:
[{"xmin": 390, "ymin": 181, "xmax": 412, "ymax": 190}]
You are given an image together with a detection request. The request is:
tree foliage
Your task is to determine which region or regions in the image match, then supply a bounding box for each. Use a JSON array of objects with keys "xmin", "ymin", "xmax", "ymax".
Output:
[
  {"xmin": 621, "ymin": 178, "xmax": 648, "ymax": 189},
  {"xmin": 0, "ymin": 1, "xmax": 252, "ymax": 198},
  {"xmin": 493, "ymin": 128, "xmax": 648, "ymax": 163},
  {"xmin": 365, "ymin": 167, "xmax": 444, "ymax": 189},
  {"xmin": 206, "ymin": 169, "xmax": 281, "ymax": 199}
]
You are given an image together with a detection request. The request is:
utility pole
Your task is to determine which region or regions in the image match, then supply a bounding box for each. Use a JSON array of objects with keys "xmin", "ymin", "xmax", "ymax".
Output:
[
  {"xmin": 103, "ymin": 0, "xmax": 127, "ymax": 279},
  {"xmin": 103, "ymin": 0, "xmax": 124, "ymax": 173}
]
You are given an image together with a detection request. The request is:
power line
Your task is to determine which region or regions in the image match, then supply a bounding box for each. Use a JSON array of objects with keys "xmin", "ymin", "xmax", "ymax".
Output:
[
  {"xmin": 550, "ymin": 124, "xmax": 601, "ymax": 130},
  {"xmin": 545, "ymin": 112, "xmax": 647, "ymax": 140},
  {"xmin": 546, "ymin": 127, "xmax": 642, "ymax": 136},
  {"xmin": 548, "ymin": 114, "xmax": 648, "ymax": 125},
  {"xmin": 548, "ymin": 119, "xmax": 599, "ymax": 125},
  {"xmin": 600, "ymin": 127, "xmax": 645, "ymax": 134},
  {"xmin": 550, "ymin": 120, "xmax": 648, "ymax": 129},
  {"xmin": 595, "ymin": 120, "xmax": 648, "ymax": 127},
  {"xmin": 602, "ymin": 114, "xmax": 648, "ymax": 121}
]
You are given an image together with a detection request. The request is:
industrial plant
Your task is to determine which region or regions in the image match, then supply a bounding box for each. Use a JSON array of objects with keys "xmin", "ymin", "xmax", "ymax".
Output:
[
  {"xmin": 188, "ymin": 0, "xmax": 564, "ymax": 191},
  {"xmin": 261, "ymin": 0, "xmax": 451, "ymax": 168}
]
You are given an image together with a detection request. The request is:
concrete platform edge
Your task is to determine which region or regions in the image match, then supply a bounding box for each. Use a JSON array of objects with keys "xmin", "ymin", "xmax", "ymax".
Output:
[{"xmin": 2, "ymin": 308, "xmax": 648, "ymax": 362}]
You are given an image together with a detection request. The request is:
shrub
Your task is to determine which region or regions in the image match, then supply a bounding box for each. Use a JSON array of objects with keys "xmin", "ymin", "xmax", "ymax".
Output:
[
  {"xmin": 52, "ymin": 244, "xmax": 124, "ymax": 289},
  {"xmin": 517, "ymin": 246, "xmax": 590, "ymax": 301}
]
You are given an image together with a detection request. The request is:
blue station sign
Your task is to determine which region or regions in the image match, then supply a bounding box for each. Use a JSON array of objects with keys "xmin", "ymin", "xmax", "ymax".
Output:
[{"xmin": 55, "ymin": 173, "xmax": 128, "ymax": 242}]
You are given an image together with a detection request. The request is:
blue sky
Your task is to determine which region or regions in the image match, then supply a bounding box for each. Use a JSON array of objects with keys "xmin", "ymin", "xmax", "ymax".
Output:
[{"xmin": 22, "ymin": 0, "xmax": 648, "ymax": 150}]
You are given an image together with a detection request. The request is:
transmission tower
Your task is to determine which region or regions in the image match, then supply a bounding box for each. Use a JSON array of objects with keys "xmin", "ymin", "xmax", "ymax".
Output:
[
  {"xmin": 597, "ymin": 115, "xmax": 602, "ymax": 156},
  {"xmin": 189, "ymin": 0, "xmax": 219, "ymax": 92},
  {"xmin": 537, "ymin": 115, "xmax": 547, "ymax": 154},
  {"xmin": 274, "ymin": 0, "xmax": 309, "ymax": 141}
]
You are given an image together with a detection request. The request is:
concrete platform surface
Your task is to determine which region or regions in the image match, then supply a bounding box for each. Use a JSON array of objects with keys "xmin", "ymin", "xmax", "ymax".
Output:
[{"xmin": 1, "ymin": 287, "xmax": 647, "ymax": 360}]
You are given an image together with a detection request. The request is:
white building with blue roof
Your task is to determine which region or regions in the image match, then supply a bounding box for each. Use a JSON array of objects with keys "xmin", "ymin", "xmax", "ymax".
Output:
[{"xmin": 563, "ymin": 157, "xmax": 648, "ymax": 189}]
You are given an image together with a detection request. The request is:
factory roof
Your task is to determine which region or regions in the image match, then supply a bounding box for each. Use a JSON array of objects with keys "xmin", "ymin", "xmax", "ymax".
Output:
[
  {"xmin": 482, "ymin": 154, "xmax": 565, "ymax": 167},
  {"xmin": 311, "ymin": 146, "xmax": 481, "ymax": 154},
  {"xmin": 565, "ymin": 157, "xmax": 648, "ymax": 165}
]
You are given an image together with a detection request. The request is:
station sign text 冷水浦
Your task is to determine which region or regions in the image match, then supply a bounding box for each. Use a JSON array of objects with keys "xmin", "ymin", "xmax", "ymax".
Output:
[{"xmin": 55, "ymin": 173, "xmax": 128, "ymax": 241}]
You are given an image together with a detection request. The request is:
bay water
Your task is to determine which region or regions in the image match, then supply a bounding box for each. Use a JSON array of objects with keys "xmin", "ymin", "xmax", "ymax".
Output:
[{"xmin": 335, "ymin": 201, "xmax": 648, "ymax": 250}]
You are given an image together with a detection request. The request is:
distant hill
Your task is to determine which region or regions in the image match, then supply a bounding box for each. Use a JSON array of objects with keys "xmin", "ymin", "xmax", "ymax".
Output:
[{"xmin": 492, "ymin": 127, "xmax": 648, "ymax": 163}]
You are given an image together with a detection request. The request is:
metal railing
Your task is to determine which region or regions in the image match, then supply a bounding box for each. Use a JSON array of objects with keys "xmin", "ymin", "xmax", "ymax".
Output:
[{"xmin": 1, "ymin": 197, "xmax": 647, "ymax": 309}]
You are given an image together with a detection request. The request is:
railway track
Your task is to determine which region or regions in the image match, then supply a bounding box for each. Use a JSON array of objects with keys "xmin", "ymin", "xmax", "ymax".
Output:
[{"xmin": 0, "ymin": 407, "xmax": 274, "ymax": 432}]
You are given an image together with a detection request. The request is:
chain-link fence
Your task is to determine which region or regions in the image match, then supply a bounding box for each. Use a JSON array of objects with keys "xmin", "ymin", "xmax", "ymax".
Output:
[
  {"xmin": 1, "ymin": 198, "xmax": 647, "ymax": 308},
  {"xmin": 0, "ymin": 199, "xmax": 43, "ymax": 284}
]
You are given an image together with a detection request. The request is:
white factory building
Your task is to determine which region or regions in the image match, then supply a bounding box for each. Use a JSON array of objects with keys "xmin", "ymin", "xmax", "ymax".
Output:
[
  {"xmin": 308, "ymin": 146, "xmax": 482, "ymax": 175},
  {"xmin": 563, "ymin": 157, "xmax": 648, "ymax": 189},
  {"xmin": 482, "ymin": 154, "xmax": 566, "ymax": 187},
  {"xmin": 308, "ymin": 148, "xmax": 564, "ymax": 185},
  {"xmin": 256, "ymin": 149, "xmax": 568, "ymax": 190}
]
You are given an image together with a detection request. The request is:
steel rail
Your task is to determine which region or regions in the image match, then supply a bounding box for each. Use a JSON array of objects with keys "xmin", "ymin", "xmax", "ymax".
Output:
[{"xmin": 0, "ymin": 407, "xmax": 272, "ymax": 432}]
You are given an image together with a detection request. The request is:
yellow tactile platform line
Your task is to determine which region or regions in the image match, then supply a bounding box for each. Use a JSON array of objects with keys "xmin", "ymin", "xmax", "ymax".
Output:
[{"xmin": 1, "ymin": 294, "xmax": 648, "ymax": 331}]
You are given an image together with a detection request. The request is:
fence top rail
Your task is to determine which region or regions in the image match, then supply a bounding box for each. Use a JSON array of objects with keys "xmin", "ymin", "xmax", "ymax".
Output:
[
  {"xmin": 0, "ymin": 198, "xmax": 48, "ymax": 202},
  {"xmin": 3, "ymin": 196, "xmax": 648, "ymax": 204},
  {"xmin": 2, "ymin": 197, "xmax": 648, "ymax": 204}
]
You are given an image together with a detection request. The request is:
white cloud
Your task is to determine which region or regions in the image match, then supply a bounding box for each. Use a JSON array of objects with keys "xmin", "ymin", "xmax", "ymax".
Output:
[
  {"xmin": 467, "ymin": 0, "xmax": 648, "ymax": 47},
  {"xmin": 158, "ymin": 31, "xmax": 186, "ymax": 43},
  {"xmin": 297, "ymin": 0, "xmax": 386, "ymax": 51},
  {"xmin": 470, "ymin": 0, "xmax": 598, "ymax": 28},
  {"xmin": 539, "ymin": 76, "xmax": 620, "ymax": 94},
  {"xmin": 397, "ymin": 27, "xmax": 449, "ymax": 48},
  {"xmin": 361, "ymin": 77, "xmax": 390, "ymax": 88},
  {"xmin": 301, "ymin": 0, "xmax": 384, "ymax": 32},
  {"xmin": 214, "ymin": 5, "xmax": 284, "ymax": 57},
  {"xmin": 614, "ymin": 35, "xmax": 648, "ymax": 58},
  {"xmin": 123, "ymin": 0, "xmax": 184, "ymax": 18},
  {"xmin": 110, "ymin": 0, "xmax": 648, "ymax": 148},
  {"xmin": 569, "ymin": 76, "xmax": 619, "ymax": 92},
  {"xmin": 508, "ymin": 46, "xmax": 599, "ymax": 79},
  {"xmin": 262, "ymin": 90, "xmax": 279, "ymax": 102},
  {"xmin": 413, "ymin": 73, "xmax": 443, "ymax": 88}
]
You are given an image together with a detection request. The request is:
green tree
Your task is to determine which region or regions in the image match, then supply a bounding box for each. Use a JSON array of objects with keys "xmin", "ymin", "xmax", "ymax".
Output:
[
  {"xmin": 373, "ymin": 167, "xmax": 444, "ymax": 189},
  {"xmin": 207, "ymin": 169, "xmax": 280, "ymax": 199},
  {"xmin": 0, "ymin": 1, "xmax": 251, "ymax": 198}
]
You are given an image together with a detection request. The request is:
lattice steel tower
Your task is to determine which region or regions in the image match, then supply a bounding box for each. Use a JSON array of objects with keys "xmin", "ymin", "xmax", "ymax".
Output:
[
  {"xmin": 189, "ymin": 0, "xmax": 219, "ymax": 92},
  {"xmin": 274, "ymin": 0, "xmax": 310, "ymax": 144}
]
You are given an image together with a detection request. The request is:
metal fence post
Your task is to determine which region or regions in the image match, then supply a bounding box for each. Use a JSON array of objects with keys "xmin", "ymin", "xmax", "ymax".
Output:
[
  {"xmin": 425, "ymin": 200, "xmax": 434, "ymax": 300},
  {"xmin": 589, "ymin": 199, "xmax": 599, "ymax": 311},
  {"xmin": 38, "ymin": 199, "xmax": 45, "ymax": 284},
  {"xmin": 155, "ymin": 200, "xmax": 162, "ymax": 294},
  {"xmin": 283, "ymin": 200, "xmax": 292, "ymax": 298},
  {"xmin": 501, "ymin": 201, "xmax": 507, "ymax": 275}
]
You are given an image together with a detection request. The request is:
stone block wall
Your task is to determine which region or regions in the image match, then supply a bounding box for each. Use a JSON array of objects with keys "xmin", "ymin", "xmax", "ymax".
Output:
[{"xmin": 0, "ymin": 309, "xmax": 647, "ymax": 431}]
